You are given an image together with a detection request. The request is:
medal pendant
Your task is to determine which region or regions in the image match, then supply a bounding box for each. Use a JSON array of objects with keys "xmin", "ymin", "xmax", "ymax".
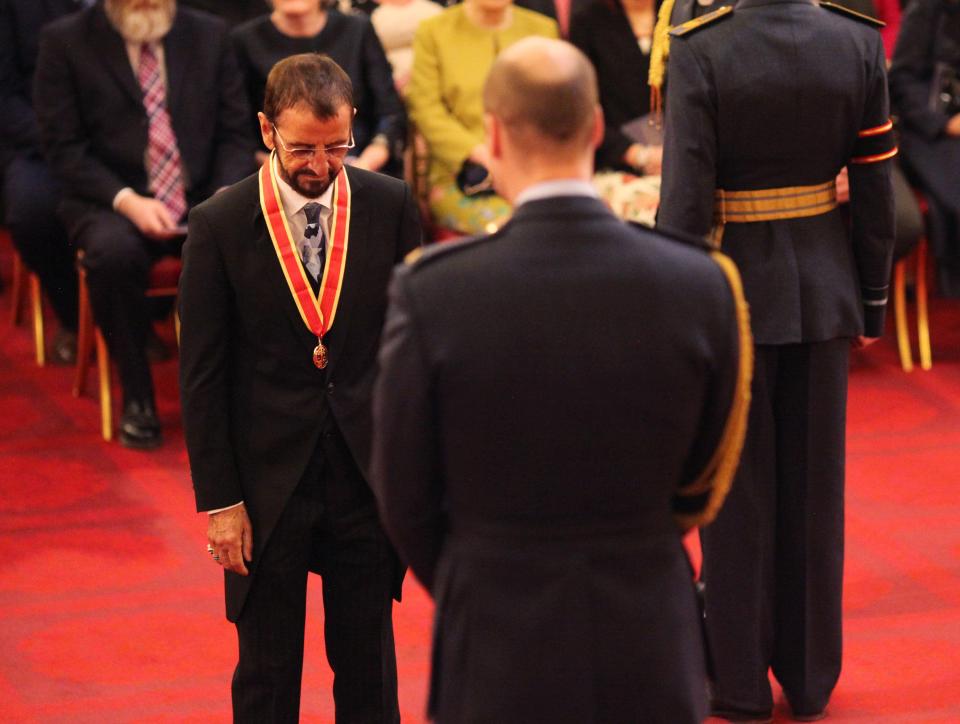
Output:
[{"xmin": 313, "ymin": 341, "xmax": 328, "ymax": 369}]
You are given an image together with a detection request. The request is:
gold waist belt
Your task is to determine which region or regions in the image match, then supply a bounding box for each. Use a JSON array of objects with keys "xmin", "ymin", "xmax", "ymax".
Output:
[{"xmin": 714, "ymin": 181, "xmax": 838, "ymax": 224}]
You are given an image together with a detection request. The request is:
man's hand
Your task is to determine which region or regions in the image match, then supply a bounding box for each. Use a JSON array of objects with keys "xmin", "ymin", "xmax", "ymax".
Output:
[
  {"xmin": 835, "ymin": 167, "xmax": 849, "ymax": 204},
  {"xmin": 208, "ymin": 504, "xmax": 254, "ymax": 576},
  {"xmin": 946, "ymin": 113, "xmax": 960, "ymax": 137},
  {"xmin": 852, "ymin": 335, "xmax": 879, "ymax": 349},
  {"xmin": 116, "ymin": 192, "xmax": 181, "ymax": 240}
]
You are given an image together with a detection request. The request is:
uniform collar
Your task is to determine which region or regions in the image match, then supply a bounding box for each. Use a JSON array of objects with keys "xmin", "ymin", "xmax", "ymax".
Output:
[
  {"xmin": 735, "ymin": 0, "xmax": 817, "ymax": 9},
  {"xmin": 514, "ymin": 178, "xmax": 598, "ymax": 208}
]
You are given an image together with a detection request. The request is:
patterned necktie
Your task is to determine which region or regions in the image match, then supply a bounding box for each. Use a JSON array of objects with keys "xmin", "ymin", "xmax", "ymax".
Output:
[
  {"xmin": 300, "ymin": 203, "xmax": 326, "ymax": 281},
  {"xmin": 136, "ymin": 43, "xmax": 187, "ymax": 223}
]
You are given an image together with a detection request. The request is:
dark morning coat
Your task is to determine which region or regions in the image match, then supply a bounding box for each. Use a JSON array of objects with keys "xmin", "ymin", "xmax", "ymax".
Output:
[
  {"xmin": 32, "ymin": 3, "xmax": 254, "ymax": 229},
  {"xmin": 371, "ymin": 195, "xmax": 745, "ymax": 724},
  {"xmin": 179, "ymin": 167, "xmax": 420, "ymax": 620},
  {"xmin": 658, "ymin": 0, "xmax": 895, "ymax": 344}
]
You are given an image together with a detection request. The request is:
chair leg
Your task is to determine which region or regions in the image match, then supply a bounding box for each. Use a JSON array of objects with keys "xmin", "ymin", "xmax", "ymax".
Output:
[
  {"xmin": 73, "ymin": 268, "xmax": 93, "ymax": 397},
  {"xmin": 916, "ymin": 238, "xmax": 932, "ymax": 370},
  {"xmin": 893, "ymin": 258, "xmax": 913, "ymax": 372},
  {"xmin": 95, "ymin": 328, "xmax": 112, "ymax": 442},
  {"xmin": 29, "ymin": 273, "xmax": 45, "ymax": 367},
  {"xmin": 10, "ymin": 251, "xmax": 24, "ymax": 326},
  {"xmin": 174, "ymin": 308, "xmax": 181, "ymax": 347}
]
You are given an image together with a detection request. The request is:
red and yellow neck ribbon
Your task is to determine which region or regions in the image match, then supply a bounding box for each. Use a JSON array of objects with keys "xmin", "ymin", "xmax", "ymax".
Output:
[{"xmin": 258, "ymin": 153, "xmax": 352, "ymax": 341}]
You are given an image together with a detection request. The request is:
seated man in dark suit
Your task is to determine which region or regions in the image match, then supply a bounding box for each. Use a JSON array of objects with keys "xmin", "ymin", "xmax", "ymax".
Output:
[
  {"xmin": 33, "ymin": 0, "xmax": 254, "ymax": 447},
  {"xmin": 0, "ymin": 0, "xmax": 88, "ymax": 363},
  {"xmin": 372, "ymin": 36, "xmax": 751, "ymax": 724}
]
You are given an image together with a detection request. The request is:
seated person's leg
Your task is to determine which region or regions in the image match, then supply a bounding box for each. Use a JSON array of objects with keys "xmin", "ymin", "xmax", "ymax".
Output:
[
  {"xmin": 892, "ymin": 161, "xmax": 924, "ymax": 262},
  {"xmin": 75, "ymin": 210, "xmax": 161, "ymax": 448},
  {"xmin": 3, "ymin": 157, "xmax": 79, "ymax": 361},
  {"xmin": 592, "ymin": 170, "xmax": 661, "ymax": 227}
]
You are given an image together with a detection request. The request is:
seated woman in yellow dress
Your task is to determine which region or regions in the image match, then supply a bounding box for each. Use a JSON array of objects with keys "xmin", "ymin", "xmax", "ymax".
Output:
[{"xmin": 407, "ymin": 0, "xmax": 557, "ymax": 235}]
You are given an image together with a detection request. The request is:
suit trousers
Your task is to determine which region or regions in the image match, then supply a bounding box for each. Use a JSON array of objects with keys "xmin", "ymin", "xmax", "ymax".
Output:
[
  {"xmin": 232, "ymin": 427, "xmax": 399, "ymax": 724},
  {"xmin": 701, "ymin": 339, "xmax": 849, "ymax": 716},
  {"xmin": 72, "ymin": 209, "xmax": 180, "ymax": 404},
  {"xmin": 3, "ymin": 157, "xmax": 78, "ymax": 330}
]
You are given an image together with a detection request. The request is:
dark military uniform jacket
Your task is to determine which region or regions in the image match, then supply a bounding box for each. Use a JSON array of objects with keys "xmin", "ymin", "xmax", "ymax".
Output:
[
  {"xmin": 658, "ymin": 0, "xmax": 896, "ymax": 344},
  {"xmin": 371, "ymin": 193, "xmax": 752, "ymax": 723}
]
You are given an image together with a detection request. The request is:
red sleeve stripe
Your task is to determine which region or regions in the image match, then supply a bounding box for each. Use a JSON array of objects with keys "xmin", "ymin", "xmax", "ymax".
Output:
[
  {"xmin": 858, "ymin": 120, "xmax": 894, "ymax": 137},
  {"xmin": 850, "ymin": 147, "xmax": 899, "ymax": 164}
]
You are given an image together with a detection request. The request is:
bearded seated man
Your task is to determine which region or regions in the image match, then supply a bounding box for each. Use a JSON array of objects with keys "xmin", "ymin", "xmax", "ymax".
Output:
[{"xmin": 33, "ymin": 0, "xmax": 254, "ymax": 448}]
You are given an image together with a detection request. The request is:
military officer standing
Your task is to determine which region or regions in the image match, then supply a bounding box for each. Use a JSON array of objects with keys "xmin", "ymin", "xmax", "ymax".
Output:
[{"xmin": 657, "ymin": 2, "xmax": 896, "ymax": 721}]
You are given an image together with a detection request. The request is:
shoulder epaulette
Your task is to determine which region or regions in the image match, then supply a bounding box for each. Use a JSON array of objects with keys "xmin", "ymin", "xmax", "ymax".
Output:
[
  {"xmin": 403, "ymin": 232, "xmax": 496, "ymax": 270},
  {"xmin": 674, "ymin": 249, "xmax": 753, "ymax": 530},
  {"xmin": 634, "ymin": 221, "xmax": 714, "ymax": 252},
  {"xmin": 820, "ymin": 2, "xmax": 885, "ymax": 28},
  {"xmin": 668, "ymin": 5, "xmax": 733, "ymax": 38}
]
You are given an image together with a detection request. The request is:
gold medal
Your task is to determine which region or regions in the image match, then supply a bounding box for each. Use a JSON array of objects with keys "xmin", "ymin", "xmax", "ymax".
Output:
[{"xmin": 313, "ymin": 340, "xmax": 328, "ymax": 369}]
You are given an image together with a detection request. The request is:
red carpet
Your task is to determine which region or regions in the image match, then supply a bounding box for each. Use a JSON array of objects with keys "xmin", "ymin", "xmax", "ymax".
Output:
[{"xmin": 2, "ymin": 235, "xmax": 959, "ymax": 722}]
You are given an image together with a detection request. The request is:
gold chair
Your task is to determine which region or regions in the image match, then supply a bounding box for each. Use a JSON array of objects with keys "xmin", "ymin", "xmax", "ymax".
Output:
[
  {"xmin": 8, "ymin": 247, "xmax": 46, "ymax": 367},
  {"xmin": 892, "ymin": 193, "xmax": 932, "ymax": 373},
  {"xmin": 73, "ymin": 251, "xmax": 181, "ymax": 441}
]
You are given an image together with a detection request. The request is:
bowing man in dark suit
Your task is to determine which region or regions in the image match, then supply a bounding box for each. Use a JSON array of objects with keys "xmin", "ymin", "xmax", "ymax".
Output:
[
  {"xmin": 372, "ymin": 37, "xmax": 751, "ymax": 724},
  {"xmin": 33, "ymin": 0, "xmax": 255, "ymax": 448},
  {"xmin": 658, "ymin": 3, "xmax": 895, "ymax": 720},
  {"xmin": 179, "ymin": 54, "xmax": 421, "ymax": 722}
]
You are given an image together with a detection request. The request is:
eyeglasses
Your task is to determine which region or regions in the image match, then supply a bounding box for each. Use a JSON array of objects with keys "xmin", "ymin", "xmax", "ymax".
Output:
[{"xmin": 272, "ymin": 124, "xmax": 356, "ymax": 160}]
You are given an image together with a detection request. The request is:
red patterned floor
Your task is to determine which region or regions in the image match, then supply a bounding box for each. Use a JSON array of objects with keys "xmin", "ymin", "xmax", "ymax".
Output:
[{"xmin": 2, "ymin": 241, "xmax": 959, "ymax": 722}]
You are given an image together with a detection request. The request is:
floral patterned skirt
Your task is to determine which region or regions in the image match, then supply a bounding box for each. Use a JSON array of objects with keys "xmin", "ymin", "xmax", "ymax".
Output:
[
  {"xmin": 429, "ymin": 182, "xmax": 512, "ymax": 235},
  {"xmin": 593, "ymin": 171, "xmax": 661, "ymax": 227}
]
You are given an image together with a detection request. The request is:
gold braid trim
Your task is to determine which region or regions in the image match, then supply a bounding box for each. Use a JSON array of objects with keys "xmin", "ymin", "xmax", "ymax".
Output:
[
  {"xmin": 674, "ymin": 252, "xmax": 753, "ymax": 530},
  {"xmin": 648, "ymin": 0, "xmax": 676, "ymax": 119}
]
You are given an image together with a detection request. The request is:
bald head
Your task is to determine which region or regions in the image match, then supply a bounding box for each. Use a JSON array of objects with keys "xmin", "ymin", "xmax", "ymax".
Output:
[{"xmin": 483, "ymin": 37, "xmax": 599, "ymax": 153}]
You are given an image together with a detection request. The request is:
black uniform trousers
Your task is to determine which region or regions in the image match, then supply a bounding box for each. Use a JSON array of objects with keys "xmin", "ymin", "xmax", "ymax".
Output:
[
  {"xmin": 71, "ymin": 209, "xmax": 181, "ymax": 405},
  {"xmin": 232, "ymin": 422, "xmax": 399, "ymax": 724},
  {"xmin": 3, "ymin": 156, "xmax": 78, "ymax": 331},
  {"xmin": 701, "ymin": 339, "xmax": 849, "ymax": 716}
]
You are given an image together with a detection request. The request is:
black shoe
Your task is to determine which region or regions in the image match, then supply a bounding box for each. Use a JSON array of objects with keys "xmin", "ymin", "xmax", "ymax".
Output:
[
  {"xmin": 709, "ymin": 703, "xmax": 773, "ymax": 723},
  {"xmin": 791, "ymin": 709, "xmax": 827, "ymax": 722},
  {"xmin": 119, "ymin": 399, "xmax": 162, "ymax": 450},
  {"xmin": 50, "ymin": 329, "xmax": 78, "ymax": 366}
]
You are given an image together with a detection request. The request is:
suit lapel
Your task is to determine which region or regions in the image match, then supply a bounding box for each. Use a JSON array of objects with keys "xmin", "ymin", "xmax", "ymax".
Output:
[
  {"xmin": 91, "ymin": 5, "xmax": 145, "ymax": 108},
  {"xmin": 251, "ymin": 202, "xmax": 320, "ymax": 351},
  {"xmin": 324, "ymin": 168, "xmax": 372, "ymax": 379},
  {"xmin": 162, "ymin": 12, "xmax": 190, "ymax": 118}
]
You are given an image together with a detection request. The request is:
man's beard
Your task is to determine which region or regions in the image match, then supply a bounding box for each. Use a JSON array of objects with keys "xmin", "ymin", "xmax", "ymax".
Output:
[
  {"xmin": 105, "ymin": 0, "xmax": 176, "ymax": 44},
  {"xmin": 276, "ymin": 153, "xmax": 340, "ymax": 199}
]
